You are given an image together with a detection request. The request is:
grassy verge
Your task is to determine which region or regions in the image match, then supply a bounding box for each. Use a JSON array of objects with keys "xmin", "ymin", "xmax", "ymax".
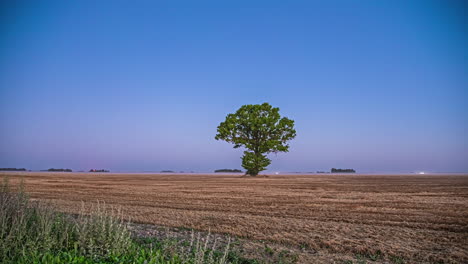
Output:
[{"xmin": 0, "ymin": 176, "xmax": 235, "ymax": 263}]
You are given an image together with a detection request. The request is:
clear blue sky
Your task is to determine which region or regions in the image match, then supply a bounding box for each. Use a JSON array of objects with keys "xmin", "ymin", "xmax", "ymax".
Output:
[{"xmin": 1, "ymin": 0, "xmax": 467, "ymax": 173}]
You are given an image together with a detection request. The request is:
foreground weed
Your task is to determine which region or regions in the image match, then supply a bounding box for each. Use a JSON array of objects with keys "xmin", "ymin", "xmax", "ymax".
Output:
[
  {"xmin": 389, "ymin": 255, "xmax": 405, "ymax": 264},
  {"xmin": 263, "ymin": 245, "xmax": 274, "ymax": 256},
  {"xmin": 0, "ymin": 176, "xmax": 234, "ymax": 264}
]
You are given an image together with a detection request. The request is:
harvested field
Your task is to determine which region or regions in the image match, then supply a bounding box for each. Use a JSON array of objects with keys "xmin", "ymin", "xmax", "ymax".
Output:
[{"xmin": 2, "ymin": 172, "xmax": 468, "ymax": 263}]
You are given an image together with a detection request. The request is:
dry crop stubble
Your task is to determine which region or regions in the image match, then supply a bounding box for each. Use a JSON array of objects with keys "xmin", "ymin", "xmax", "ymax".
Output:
[{"xmin": 2, "ymin": 172, "xmax": 468, "ymax": 263}]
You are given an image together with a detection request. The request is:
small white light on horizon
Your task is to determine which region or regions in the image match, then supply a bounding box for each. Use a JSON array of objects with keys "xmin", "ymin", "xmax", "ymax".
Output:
[
  {"xmin": 419, "ymin": 171, "xmax": 425, "ymax": 174},
  {"xmin": 275, "ymin": 172, "xmax": 279, "ymax": 175}
]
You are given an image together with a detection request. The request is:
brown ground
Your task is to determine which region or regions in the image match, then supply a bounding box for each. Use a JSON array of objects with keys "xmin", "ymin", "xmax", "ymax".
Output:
[{"xmin": 2, "ymin": 172, "xmax": 468, "ymax": 263}]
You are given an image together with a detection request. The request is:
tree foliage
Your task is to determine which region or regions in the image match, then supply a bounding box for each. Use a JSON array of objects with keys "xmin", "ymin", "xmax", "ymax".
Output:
[
  {"xmin": 331, "ymin": 168, "xmax": 356, "ymax": 173},
  {"xmin": 215, "ymin": 103, "xmax": 296, "ymax": 176}
]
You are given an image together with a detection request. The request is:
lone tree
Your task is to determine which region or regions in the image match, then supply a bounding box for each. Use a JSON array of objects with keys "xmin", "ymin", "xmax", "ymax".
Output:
[{"xmin": 215, "ymin": 103, "xmax": 296, "ymax": 176}]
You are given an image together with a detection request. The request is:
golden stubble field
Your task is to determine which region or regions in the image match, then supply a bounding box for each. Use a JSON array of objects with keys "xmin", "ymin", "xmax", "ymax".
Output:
[{"xmin": 3, "ymin": 172, "xmax": 468, "ymax": 263}]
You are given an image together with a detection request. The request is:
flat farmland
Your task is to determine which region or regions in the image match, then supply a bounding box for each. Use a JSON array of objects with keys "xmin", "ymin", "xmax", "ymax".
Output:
[{"xmin": 3, "ymin": 172, "xmax": 468, "ymax": 263}]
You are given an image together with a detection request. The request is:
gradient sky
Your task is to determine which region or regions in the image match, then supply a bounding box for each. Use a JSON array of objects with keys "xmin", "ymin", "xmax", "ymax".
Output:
[{"xmin": 1, "ymin": 0, "xmax": 467, "ymax": 173}]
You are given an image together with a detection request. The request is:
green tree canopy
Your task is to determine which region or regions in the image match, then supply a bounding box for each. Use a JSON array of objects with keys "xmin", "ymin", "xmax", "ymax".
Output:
[{"xmin": 215, "ymin": 103, "xmax": 296, "ymax": 176}]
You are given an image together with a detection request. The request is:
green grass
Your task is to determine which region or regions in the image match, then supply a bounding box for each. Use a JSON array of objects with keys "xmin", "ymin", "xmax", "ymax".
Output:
[
  {"xmin": 389, "ymin": 255, "xmax": 405, "ymax": 264},
  {"xmin": 263, "ymin": 245, "xmax": 274, "ymax": 256},
  {"xmin": 0, "ymin": 176, "xmax": 236, "ymax": 264}
]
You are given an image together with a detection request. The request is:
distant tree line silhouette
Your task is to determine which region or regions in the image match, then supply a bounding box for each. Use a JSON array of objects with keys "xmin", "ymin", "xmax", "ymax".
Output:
[
  {"xmin": 214, "ymin": 169, "xmax": 243, "ymax": 173},
  {"xmin": 43, "ymin": 168, "xmax": 73, "ymax": 172},
  {"xmin": 331, "ymin": 168, "xmax": 355, "ymax": 173},
  {"xmin": 89, "ymin": 169, "xmax": 109, "ymax": 172},
  {"xmin": 0, "ymin": 168, "xmax": 27, "ymax": 171}
]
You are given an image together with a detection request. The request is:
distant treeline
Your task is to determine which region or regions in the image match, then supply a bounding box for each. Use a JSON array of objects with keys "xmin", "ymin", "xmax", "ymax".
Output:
[
  {"xmin": 331, "ymin": 168, "xmax": 355, "ymax": 173},
  {"xmin": 0, "ymin": 168, "xmax": 27, "ymax": 171},
  {"xmin": 214, "ymin": 169, "xmax": 243, "ymax": 173},
  {"xmin": 42, "ymin": 168, "xmax": 73, "ymax": 172},
  {"xmin": 89, "ymin": 169, "xmax": 109, "ymax": 172},
  {"xmin": 160, "ymin": 170, "xmax": 174, "ymax": 173}
]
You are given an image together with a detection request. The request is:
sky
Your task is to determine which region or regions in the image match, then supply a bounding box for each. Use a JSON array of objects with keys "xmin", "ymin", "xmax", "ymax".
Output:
[{"xmin": 0, "ymin": 0, "xmax": 467, "ymax": 173}]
